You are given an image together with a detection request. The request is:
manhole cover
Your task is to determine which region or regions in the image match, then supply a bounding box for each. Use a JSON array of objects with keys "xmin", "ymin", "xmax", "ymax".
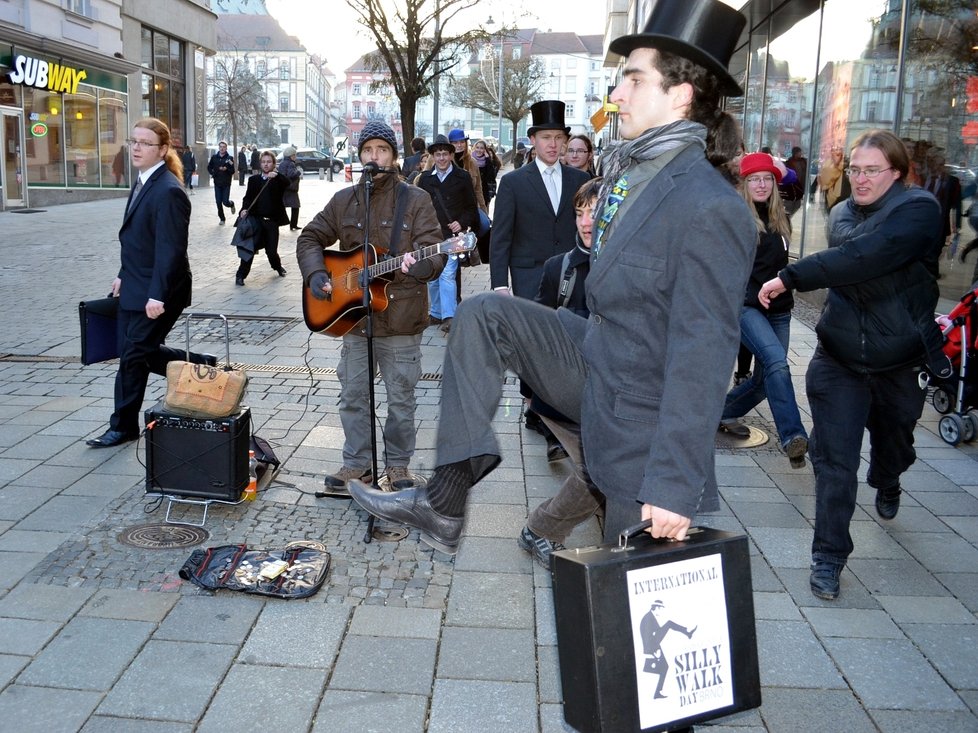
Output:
[
  {"xmin": 371, "ymin": 525, "xmax": 411, "ymax": 542},
  {"xmin": 716, "ymin": 425, "xmax": 769, "ymax": 449},
  {"xmin": 286, "ymin": 540, "xmax": 327, "ymax": 552},
  {"xmin": 118, "ymin": 523, "xmax": 209, "ymax": 549}
]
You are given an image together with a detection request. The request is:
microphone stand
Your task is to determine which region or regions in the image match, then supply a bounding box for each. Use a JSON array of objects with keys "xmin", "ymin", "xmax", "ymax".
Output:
[{"xmin": 359, "ymin": 164, "xmax": 382, "ymax": 544}]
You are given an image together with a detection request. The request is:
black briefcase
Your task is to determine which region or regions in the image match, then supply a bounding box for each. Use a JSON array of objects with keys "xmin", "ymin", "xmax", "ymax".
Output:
[
  {"xmin": 552, "ymin": 522, "xmax": 761, "ymax": 733},
  {"xmin": 79, "ymin": 296, "xmax": 119, "ymax": 365}
]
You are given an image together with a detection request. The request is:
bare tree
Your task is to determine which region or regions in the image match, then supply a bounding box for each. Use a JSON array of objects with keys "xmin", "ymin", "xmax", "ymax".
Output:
[
  {"xmin": 346, "ymin": 0, "xmax": 491, "ymax": 154},
  {"xmin": 446, "ymin": 49, "xmax": 546, "ymax": 148},
  {"xmin": 208, "ymin": 42, "xmax": 279, "ymax": 151}
]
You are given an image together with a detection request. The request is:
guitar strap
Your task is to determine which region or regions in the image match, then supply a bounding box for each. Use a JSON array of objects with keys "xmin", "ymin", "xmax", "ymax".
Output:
[{"xmin": 387, "ymin": 182, "xmax": 411, "ymax": 256}]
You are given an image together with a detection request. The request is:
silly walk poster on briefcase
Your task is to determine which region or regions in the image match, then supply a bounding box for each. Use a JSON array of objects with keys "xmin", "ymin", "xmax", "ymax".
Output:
[
  {"xmin": 552, "ymin": 526, "xmax": 760, "ymax": 733},
  {"xmin": 627, "ymin": 553, "xmax": 732, "ymax": 729}
]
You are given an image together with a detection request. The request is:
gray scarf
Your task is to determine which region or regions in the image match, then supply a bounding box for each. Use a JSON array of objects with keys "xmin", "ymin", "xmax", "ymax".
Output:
[{"xmin": 596, "ymin": 120, "xmax": 706, "ymax": 211}]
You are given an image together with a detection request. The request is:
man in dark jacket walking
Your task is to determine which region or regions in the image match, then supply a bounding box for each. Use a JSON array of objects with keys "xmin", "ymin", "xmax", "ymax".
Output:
[
  {"xmin": 206, "ymin": 141, "xmax": 235, "ymax": 224},
  {"xmin": 416, "ymin": 134, "xmax": 479, "ymax": 333},
  {"xmin": 759, "ymin": 130, "xmax": 943, "ymax": 601},
  {"xmin": 235, "ymin": 150, "xmax": 289, "ymax": 285}
]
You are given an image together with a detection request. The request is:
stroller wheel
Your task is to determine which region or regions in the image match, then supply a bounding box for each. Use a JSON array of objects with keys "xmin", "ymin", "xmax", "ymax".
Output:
[
  {"xmin": 964, "ymin": 413, "xmax": 978, "ymax": 443},
  {"xmin": 932, "ymin": 387, "xmax": 953, "ymax": 414},
  {"xmin": 939, "ymin": 414, "xmax": 965, "ymax": 446}
]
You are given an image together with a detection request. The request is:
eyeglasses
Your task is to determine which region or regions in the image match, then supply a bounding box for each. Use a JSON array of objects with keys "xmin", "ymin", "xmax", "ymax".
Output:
[
  {"xmin": 566, "ymin": 148, "xmax": 589, "ymax": 156},
  {"xmin": 845, "ymin": 166, "xmax": 892, "ymax": 179},
  {"xmin": 745, "ymin": 175, "xmax": 776, "ymax": 185},
  {"xmin": 126, "ymin": 138, "xmax": 161, "ymax": 149}
]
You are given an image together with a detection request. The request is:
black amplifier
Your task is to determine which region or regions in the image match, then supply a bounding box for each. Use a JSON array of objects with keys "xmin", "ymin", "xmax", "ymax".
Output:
[{"xmin": 144, "ymin": 402, "xmax": 250, "ymax": 501}]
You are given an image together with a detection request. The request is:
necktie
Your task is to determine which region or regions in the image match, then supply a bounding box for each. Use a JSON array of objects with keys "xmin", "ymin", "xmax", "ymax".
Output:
[
  {"xmin": 544, "ymin": 167, "xmax": 559, "ymax": 213},
  {"xmin": 128, "ymin": 178, "xmax": 143, "ymax": 213}
]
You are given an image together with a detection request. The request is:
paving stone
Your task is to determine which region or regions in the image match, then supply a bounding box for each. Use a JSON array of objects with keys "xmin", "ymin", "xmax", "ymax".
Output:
[
  {"xmin": 239, "ymin": 601, "xmax": 350, "ymax": 667},
  {"xmin": 0, "ymin": 617, "xmax": 62, "ymax": 655},
  {"xmin": 0, "ymin": 684, "xmax": 102, "ymax": 733},
  {"xmin": 329, "ymin": 635, "xmax": 436, "ymax": 694},
  {"xmin": 899, "ymin": 624, "xmax": 978, "ymax": 689},
  {"xmin": 758, "ymin": 687, "xmax": 877, "ymax": 733},
  {"xmin": 535, "ymin": 583, "xmax": 558, "ymax": 646},
  {"xmin": 446, "ymin": 571, "xmax": 533, "ymax": 629},
  {"xmin": 348, "ymin": 604, "xmax": 442, "ymax": 639},
  {"xmin": 0, "ymin": 458, "xmax": 40, "ymax": 485},
  {"xmin": 870, "ymin": 709, "xmax": 978, "ymax": 733},
  {"xmin": 196, "ymin": 663, "xmax": 326, "ymax": 733},
  {"xmin": 454, "ymin": 536, "xmax": 532, "ymax": 574},
  {"xmin": 0, "ymin": 485, "xmax": 55, "ymax": 520},
  {"xmin": 428, "ymin": 678, "xmax": 537, "ymax": 733},
  {"xmin": 14, "ymin": 463, "xmax": 91, "ymax": 489},
  {"xmin": 437, "ymin": 626, "xmax": 535, "ymax": 682},
  {"xmin": 0, "ymin": 653, "xmax": 28, "ymax": 687},
  {"xmin": 19, "ymin": 616, "xmax": 153, "ymax": 690},
  {"xmin": 801, "ymin": 607, "xmax": 904, "ymax": 639},
  {"xmin": 823, "ymin": 636, "xmax": 965, "ymax": 711},
  {"xmin": 889, "ymin": 530, "xmax": 978, "ymax": 573},
  {"xmin": 16, "ymin": 494, "xmax": 110, "ymax": 532},
  {"xmin": 461, "ymin": 501, "xmax": 527, "ymax": 539},
  {"xmin": 81, "ymin": 717, "xmax": 193, "ymax": 733},
  {"xmin": 0, "ymin": 551, "xmax": 47, "ymax": 591},
  {"xmin": 746, "ymin": 527, "xmax": 813, "ymax": 569},
  {"xmin": 0, "ymin": 529, "xmax": 71, "ymax": 553},
  {"xmin": 752, "ymin": 591, "xmax": 803, "ymax": 621},
  {"xmin": 716, "ymin": 466, "xmax": 778, "ymax": 489},
  {"xmin": 943, "ymin": 516, "xmax": 978, "ymax": 543},
  {"xmin": 847, "ymin": 557, "xmax": 953, "ymax": 597},
  {"xmin": 0, "ymin": 582, "xmax": 93, "ymax": 621},
  {"xmin": 79, "ymin": 588, "xmax": 180, "ymax": 622},
  {"xmin": 540, "ymin": 701, "xmax": 577, "ymax": 733},
  {"xmin": 755, "ymin": 619, "xmax": 847, "ymax": 689},
  {"xmin": 154, "ymin": 594, "xmax": 264, "ymax": 644},
  {"xmin": 96, "ymin": 639, "xmax": 238, "ymax": 721},
  {"xmin": 726, "ymin": 501, "xmax": 810, "ymax": 528},
  {"xmin": 935, "ymin": 572, "xmax": 978, "ymax": 613},
  {"xmin": 537, "ymin": 642, "xmax": 563, "ymax": 704},
  {"xmin": 312, "ymin": 690, "xmax": 428, "ymax": 733},
  {"xmin": 876, "ymin": 594, "xmax": 976, "ymax": 624}
]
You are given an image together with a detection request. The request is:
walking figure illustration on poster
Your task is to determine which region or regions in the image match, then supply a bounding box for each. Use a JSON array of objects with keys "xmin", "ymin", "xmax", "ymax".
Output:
[{"xmin": 640, "ymin": 601, "xmax": 697, "ymax": 699}]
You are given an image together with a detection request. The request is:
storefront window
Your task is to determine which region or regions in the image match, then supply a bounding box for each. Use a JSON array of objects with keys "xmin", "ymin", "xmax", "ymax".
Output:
[
  {"xmin": 100, "ymin": 90, "xmax": 128, "ymax": 187},
  {"xmin": 65, "ymin": 84, "xmax": 98, "ymax": 186},
  {"xmin": 23, "ymin": 88, "xmax": 65, "ymax": 186}
]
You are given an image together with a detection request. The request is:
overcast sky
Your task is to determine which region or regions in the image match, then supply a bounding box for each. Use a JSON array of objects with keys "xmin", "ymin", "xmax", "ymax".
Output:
[{"xmin": 265, "ymin": 0, "xmax": 609, "ymax": 76}]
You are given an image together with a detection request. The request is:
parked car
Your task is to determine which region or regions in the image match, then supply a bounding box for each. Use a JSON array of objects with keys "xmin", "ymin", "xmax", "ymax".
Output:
[{"xmin": 278, "ymin": 148, "xmax": 344, "ymax": 175}]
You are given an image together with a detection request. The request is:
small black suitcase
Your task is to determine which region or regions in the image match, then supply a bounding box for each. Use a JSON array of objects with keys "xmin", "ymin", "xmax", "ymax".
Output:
[
  {"xmin": 552, "ymin": 523, "xmax": 761, "ymax": 733},
  {"xmin": 144, "ymin": 402, "xmax": 250, "ymax": 501}
]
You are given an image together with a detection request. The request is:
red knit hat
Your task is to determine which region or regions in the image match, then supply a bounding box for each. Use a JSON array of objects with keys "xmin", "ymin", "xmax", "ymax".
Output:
[{"xmin": 739, "ymin": 152, "xmax": 782, "ymax": 183}]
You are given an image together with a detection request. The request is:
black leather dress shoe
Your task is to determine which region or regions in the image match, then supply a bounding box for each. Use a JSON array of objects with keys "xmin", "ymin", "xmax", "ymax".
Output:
[
  {"xmin": 810, "ymin": 561, "xmax": 843, "ymax": 600},
  {"xmin": 875, "ymin": 486, "xmax": 901, "ymax": 520},
  {"xmin": 86, "ymin": 429, "xmax": 138, "ymax": 448},
  {"xmin": 276, "ymin": 267, "xmax": 287, "ymax": 277},
  {"xmin": 348, "ymin": 480, "xmax": 463, "ymax": 555},
  {"xmin": 235, "ymin": 277, "xmax": 245, "ymax": 286},
  {"xmin": 546, "ymin": 436, "xmax": 569, "ymax": 462}
]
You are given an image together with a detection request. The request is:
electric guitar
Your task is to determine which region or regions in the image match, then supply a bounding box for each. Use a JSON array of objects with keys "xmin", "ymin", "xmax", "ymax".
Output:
[{"xmin": 302, "ymin": 231, "xmax": 477, "ymax": 336}]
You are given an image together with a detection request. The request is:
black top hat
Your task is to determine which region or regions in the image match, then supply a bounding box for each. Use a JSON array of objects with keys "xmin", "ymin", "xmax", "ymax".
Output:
[
  {"xmin": 527, "ymin": 100, "xmax": 570, "ymax": 137},
  {"xmin": 609, "ymin": 0, "xmax": 746, "ymax": 97},
  {"xmin": 427, "ymin": 134, "xmax": 454, "ymax": 154}
]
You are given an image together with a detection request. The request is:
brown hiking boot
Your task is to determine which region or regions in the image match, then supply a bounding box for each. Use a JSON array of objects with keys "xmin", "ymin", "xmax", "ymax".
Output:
[
  {"xmin": 386, "ymin": 465, "xmax": 415, "ymax": 490},
  {"xmin": 322, "ymin": 466, "xmax": 373, "ymax": 497}
]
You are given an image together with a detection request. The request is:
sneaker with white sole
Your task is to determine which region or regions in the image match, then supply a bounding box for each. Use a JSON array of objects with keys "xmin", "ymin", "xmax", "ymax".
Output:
[
  {"xmin": 518, "ymin": 526, "xmax": 566, "ymax": 569},
  {"xmin": 322, "ymin": 466, "xmax": 373, "ymax": 497}
]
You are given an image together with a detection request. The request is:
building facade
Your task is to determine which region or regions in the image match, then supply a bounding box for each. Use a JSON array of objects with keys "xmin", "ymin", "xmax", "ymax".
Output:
[
  {"xmin": 605, "ymin": 0, "xmax": 978, "ymax": 300},
  {"xmin": 0, "ymin": 0, "xmax": 216, "ymax": 208}
]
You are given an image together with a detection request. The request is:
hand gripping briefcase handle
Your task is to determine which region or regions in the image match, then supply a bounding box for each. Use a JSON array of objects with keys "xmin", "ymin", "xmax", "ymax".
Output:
[{"xmin": 164, "ymin": 313, "xmax": 248, "ymax": 419}]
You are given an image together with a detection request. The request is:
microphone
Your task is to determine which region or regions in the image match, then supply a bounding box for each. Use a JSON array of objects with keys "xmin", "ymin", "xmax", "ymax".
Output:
[{"xmin": 361, "ymin": 161, "xmax": 383, "ymax": 176}]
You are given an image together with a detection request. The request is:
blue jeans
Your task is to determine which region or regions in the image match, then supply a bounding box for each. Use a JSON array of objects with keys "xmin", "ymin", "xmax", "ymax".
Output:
[
  {"xmin": 806, "ymin": 347, "xmax": 925, "ymax": 565},
  {"xmin": 428, "ymin": 254, "xmax": 459, "ymax": 320},
  {"xmin": 722, "ymin": 307, "xmax": 807, "ymax": 448},
  {"xmin": 213, "ymin": 184, "xmax": 232, "ymax": 220}
]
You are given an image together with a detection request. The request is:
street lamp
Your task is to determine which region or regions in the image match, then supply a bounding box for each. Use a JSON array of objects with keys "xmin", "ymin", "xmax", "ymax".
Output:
[{"xmin": 486, "ymin": 16, "xmax": 504, "ymax": 148}]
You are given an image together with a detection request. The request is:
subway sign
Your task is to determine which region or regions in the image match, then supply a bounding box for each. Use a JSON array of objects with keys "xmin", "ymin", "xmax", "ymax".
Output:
[{"xmin": 7, "ymin": 54, "xmax": 88, "ymax": 94}]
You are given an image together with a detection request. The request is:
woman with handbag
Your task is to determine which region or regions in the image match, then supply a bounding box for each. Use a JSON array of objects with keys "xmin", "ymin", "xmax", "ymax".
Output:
[
  {"xmin": 235, "ymin": 150, "xmax": 289, "ymax": 286},
  {"xmin": 278, "ymin": 146, "xmax": 302, "ymax": 230}
]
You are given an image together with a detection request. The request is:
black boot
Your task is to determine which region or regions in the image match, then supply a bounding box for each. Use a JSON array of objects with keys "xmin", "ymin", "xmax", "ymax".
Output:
[{"xmin": 875, "ymin": 485, "xmax": 901, "ymax": 520}]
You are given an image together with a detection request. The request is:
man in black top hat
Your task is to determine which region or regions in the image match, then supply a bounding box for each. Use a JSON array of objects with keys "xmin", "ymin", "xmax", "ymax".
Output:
[{"xmin": 348, "ymin": 0, "xmax": 756, "ymax": 557}]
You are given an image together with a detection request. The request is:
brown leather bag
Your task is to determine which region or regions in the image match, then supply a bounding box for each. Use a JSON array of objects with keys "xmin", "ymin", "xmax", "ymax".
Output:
[
  {"xmin": 163, "ymin": 313, "xmax": 247, "ymax": 418},
  {"xmin": 164, "ymin": 361, "xmax": 247, "ymax": 418}
]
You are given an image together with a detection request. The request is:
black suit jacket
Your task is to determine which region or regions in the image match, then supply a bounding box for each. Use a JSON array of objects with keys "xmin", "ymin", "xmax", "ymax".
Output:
[
  {"xmin": 242, "ymin": 173, "xmax": 289, "ymax": 226},
  {"xmin": 415, "ymin": 165, "xmax": 479, "ymax": 238},
  {"xmin": 489, "ymin": 161, "xmax": 590, "ymax": 296},
  {"xmin": 118, "ymin": 164, "xmax": 192, "ymax": 312}
]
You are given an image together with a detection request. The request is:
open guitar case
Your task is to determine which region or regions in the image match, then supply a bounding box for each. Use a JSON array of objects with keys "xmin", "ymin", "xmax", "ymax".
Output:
[{"xmin": 179, "ymin": 542, "xmax": 330, "ymax": 599}]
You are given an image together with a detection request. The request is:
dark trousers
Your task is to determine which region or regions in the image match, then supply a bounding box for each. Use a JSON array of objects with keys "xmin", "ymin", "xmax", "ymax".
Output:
[
  {"xmin": 238, "ymin": 169, "xmax": 247, "ymax": 186},
  {"xmin": 214, "ymin": 184, "xmax": 232, "ymax": 220},
  {"xmin": 110, "ymin": 303, "xmax": 205, "ymax": 434},
  {"xmin": 289, "ymin": 207, "xmax": 299, "ymax": 229},
  {"xmin": 806, "ymin": 347, "xmax": 925, "ymax": 565},
  {"xmin": 235, "ymin": 219, "xmax": 282, "ymax": 279}
]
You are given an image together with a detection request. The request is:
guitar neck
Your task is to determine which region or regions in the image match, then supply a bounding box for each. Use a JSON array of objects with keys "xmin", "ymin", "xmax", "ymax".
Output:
[{"xmin": 369, "ymin": 241, "xmax": 443, "ymax": 278}]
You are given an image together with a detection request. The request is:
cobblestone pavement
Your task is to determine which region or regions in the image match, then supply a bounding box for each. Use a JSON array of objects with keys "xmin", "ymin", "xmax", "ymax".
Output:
[{"xmin": 0, "ymin": 177, "xmax": 976, "ymax": 732}]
